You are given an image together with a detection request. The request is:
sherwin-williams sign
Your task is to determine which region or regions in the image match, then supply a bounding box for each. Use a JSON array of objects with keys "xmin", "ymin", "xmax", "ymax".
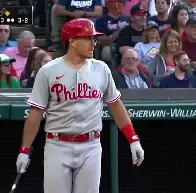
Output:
[{"xmin": 7, "ymin": 102, "xmax": 196, "ymax": 120}]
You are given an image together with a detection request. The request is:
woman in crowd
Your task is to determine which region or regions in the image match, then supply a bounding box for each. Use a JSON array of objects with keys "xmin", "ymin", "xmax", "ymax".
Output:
[
  {"xmin": 20, "ymin": 47, "xmax": 44, "ymax": 87},
  {"xmin": 149, "ymin": 0, "xmax": 171, "ymax": 33},
  {"xmin": 26, "ymin": 51, "xmax": 52, "ymax": 88},
  {"xmin": 168, "ymin": 4, "xmax": 189, "ymax": 36},
  {"xmin": 148, "ymin": 29, "xmax": 182, "ymax": 86},
  {"xmin": 0, "ymin": 54, "xmax": 20, "ymax": 88},
  {"xmin": 134, "ymin": 21, "xmax": 161, "ymax": 66}
]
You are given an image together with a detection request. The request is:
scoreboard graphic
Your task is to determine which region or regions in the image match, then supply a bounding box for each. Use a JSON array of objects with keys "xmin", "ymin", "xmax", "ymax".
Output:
[{"xmin": 0, "ymin": 6, "xmax": 33, "ymax": 25}]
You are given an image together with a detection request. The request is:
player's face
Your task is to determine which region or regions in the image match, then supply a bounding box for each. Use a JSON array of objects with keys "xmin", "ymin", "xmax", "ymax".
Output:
[
  {"xmin": 72, "ymin": 36, "xmax": 96, "ymax": 59},
  {"xmin": 0, "ymin": 25, "xmax": 10, "ymax": 44},
  {"xmin": 0, "ymin": 63, "xmax": 11, "ymax": 75},
  {"xmin": 41, "ymin": 55, "xmax": 52, "ymax": 66},
  {"xmin": 177, "ymin": 54, "xmax": 190, "ymax": 72},
  {"xmin": 18, "ymin": 39, "xmax": 35, "ymax": 57}
]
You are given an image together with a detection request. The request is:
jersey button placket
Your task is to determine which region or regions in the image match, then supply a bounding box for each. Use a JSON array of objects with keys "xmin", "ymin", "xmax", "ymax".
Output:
[{"xmin": 76, "ymin": 71, "xmax": 81, "ymax": 94}]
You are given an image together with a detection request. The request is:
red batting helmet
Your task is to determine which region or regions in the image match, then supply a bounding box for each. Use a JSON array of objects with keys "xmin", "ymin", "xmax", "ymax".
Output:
[{"xmin": 61, "ymin": 18, "xmax": 103, "ymax": 44}]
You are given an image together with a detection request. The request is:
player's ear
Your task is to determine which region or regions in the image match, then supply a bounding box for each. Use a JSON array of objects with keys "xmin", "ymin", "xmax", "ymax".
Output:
[{"xmin": 69, "ymin": 38, "xmax": 77, "ymax": 48}]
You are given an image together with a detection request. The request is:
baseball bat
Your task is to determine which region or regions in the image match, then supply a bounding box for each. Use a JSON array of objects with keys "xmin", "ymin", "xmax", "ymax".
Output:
[{"xmin": 9, "ymin": 147, "xmax": 34, "ymax": 193}]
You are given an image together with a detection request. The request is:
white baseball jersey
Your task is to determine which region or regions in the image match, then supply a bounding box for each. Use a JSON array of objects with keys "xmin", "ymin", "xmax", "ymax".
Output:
[{"xmin": 27, "ymin": 56, "xmax": 121, "ymax": 134}]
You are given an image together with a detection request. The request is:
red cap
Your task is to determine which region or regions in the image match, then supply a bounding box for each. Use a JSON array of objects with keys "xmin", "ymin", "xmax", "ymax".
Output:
[{"xmin": 61, "ymin": 18, "xmax": 103, "ymax": 44}]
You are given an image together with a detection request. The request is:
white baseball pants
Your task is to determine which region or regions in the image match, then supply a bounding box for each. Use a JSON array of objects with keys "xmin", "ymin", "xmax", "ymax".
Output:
[{"xmin": 44, "ymin": 138, "xmax": 102, "ymax": 193}]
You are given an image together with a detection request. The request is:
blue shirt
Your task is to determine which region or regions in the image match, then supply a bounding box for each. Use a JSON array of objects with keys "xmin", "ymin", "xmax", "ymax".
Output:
[
  {"xmin": 159, "ymin": 73, "xmax": 196, "ymax": 88},
  {"xmin": 58, "ymin": 0, "xmax": 102, "ymax": 11},
  {"xmin": 134, "ymin": 42, "xmax": 160, "ymax": 66},
  {"xmin": 95, "ymin": 15, "xmax": 130, "ymax": 36},
  {"xmin": 0, "ymin": 40, "xmax": 17, "ymax": 53},
  {"xmin": 149, "ymin": 16, "xmax": 170, "ymax": 31}
]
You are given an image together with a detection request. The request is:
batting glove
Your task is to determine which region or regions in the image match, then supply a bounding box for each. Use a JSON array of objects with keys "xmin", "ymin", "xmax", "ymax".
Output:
[
  {"xmin": 130, "ymin": 141, "xmax": 144, "ymax": 167},
  {"xmin": 16, "ymin": 153, "xmax": 30, "ymax": 173}
]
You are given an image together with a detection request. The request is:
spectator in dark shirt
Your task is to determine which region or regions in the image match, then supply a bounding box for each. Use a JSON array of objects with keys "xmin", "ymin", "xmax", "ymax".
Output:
[
  {"xmin": 116, "ymin": 4, "xmax": 148, "ymax": 55},
  {"xmin": 149, "ymin": 0, "xmax": 171, "ymax": 33},
  {"xmin": 95, "ymin": 0, "xmax": 130, "ymax": 63},
  {"xmin": 160, "ymin": 50, "xmax": 196, "ymax": 88},
  {"xmin": 182, "ymin": 17, "xmax": 196, "ymax": 70},
  {"xmin": 48, "ymin": 0, "xmax": 103, "ymax": 51},
  {"xmin": 113, "ymin": 48, "xmax": 153, "ymax": 88}
]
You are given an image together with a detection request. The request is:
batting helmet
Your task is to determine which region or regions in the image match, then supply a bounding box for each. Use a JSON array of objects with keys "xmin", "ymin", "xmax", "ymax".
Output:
[{"xmin": 61, "ymin": 18, "xmax": 103, "ymax": 44}]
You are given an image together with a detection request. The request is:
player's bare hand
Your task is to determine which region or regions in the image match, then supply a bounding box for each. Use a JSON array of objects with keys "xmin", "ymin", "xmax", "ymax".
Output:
[
  {"xmin": 16, "ymin": 153, "xmax": 30, "ymax": 173},
  {"xmin": 130, "ymin": 141, "xmax": 144, "ymax": 167}
]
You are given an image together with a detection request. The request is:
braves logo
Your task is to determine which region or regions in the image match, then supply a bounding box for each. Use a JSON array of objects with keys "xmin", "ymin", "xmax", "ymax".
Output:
[{"xmin": 51, "ymin": 82, "xmax": 102, "ymax": 102}]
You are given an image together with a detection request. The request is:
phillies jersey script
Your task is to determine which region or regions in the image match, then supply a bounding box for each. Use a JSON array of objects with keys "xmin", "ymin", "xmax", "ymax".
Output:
[{"xmin": 27, "ymin": 56, "xmax": 121, "ymax": 134}]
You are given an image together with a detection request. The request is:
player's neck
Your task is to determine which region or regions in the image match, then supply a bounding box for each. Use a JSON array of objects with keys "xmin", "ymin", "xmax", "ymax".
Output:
[{"xmin": 64, "ymin": 53, "xmax": 86, "ymax": 69}]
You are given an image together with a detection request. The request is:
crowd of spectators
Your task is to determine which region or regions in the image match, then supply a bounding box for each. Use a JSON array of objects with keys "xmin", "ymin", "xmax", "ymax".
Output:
[{"xmin": 1, "ymin": 0, "xmax": 196, "ymax": 89}]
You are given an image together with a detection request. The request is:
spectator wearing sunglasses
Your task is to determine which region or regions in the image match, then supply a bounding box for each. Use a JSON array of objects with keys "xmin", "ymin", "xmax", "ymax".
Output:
[
  {"xmin": 0, "ymin": 25, "xmax": 17, "ymax": 53},
  {"xmin": 0, "ymin": 54, "xmax": 20, "ymax": 88},
  {"xmin": 4, "ymin": 31, "xmax": 35, "ymax": 78}
]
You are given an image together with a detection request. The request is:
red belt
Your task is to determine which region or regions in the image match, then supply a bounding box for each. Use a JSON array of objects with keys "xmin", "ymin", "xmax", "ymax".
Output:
[{"xmin": 46, "ymin": 131, "xmax": 100, "ymax": 142}]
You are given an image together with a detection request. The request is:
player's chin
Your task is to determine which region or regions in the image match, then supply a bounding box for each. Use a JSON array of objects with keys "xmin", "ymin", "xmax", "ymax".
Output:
[{"xmin": 86, "ymin": 52, "xmax": 94, "ymax": 59}]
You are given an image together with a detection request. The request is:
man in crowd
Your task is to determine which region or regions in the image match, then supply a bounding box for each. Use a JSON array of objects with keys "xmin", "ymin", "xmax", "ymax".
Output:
[
  {"xmin": 0, "ymin": 25, "xmax": 17, "ymax": 53},
  {"xmin": 4, "ymin": 31, "xmax": 35, "ymax": 78},
  {"xmin": 95, "ymin": 0, "xmax": 130, "ymax": 63},
  {"xmin": 159, "ymin": 51, "xmax": 196, "ymax": 88},
  {"xmin": 182, "ymin": 17, "xmax": 196, "ymax": 70},
  {"xmin": 48, "ymin": 0, "xmax": 103, "ymax": 51},
  {"xmin": 149, "ymin": 0, "xmax": 171, "ymax": 33},
  {"xmin": 113, "ymin": 48, "xmax": 153, "ymax": 88},
  {"xmin": 116, "ymin": 4, "xmax": 147, "ymax": 55}
]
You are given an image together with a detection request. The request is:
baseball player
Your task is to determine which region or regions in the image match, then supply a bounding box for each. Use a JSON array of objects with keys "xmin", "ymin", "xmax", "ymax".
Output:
[{"xmin": 16, "ymin": 18, "xmax": 144, "ymax": 193}]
